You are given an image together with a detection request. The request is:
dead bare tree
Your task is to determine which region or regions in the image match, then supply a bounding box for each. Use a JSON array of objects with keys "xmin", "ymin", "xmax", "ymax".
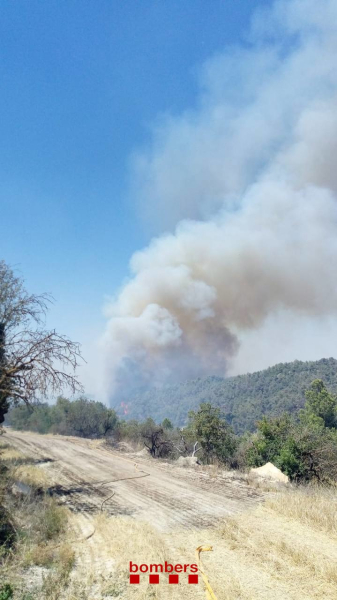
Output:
[
  {"xmin": 0, "ymin": 261, "xmax": 84, "ymax": 423},
  {"xmin": 173, "ymin": 436, "xmax": 202, "ymax": 459},
  {"xmin": 191, "ymin": 441, "xmax": 201, "ymax": 457}
]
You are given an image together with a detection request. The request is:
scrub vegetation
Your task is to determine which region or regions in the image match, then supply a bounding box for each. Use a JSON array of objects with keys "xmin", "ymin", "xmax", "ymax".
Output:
[
  {"xmin": 7, "ymin": 378, "xmax": 337, "ymax": 483},
  {"xmin": 0, "ymin": 438, "xmax": 74, "ymax": 600}
]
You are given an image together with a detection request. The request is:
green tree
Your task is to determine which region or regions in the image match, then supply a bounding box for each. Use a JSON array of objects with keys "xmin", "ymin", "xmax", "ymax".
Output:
[
  {"xmin": 49, "ymin": 396, "xmax": 72, "ymax": 434},
  {"xmin": 245, "ymin": 414, "xmax": 294, "ymax": 467},
  {"xmin": 6, "ymin": 403, "xmax": 33, "ymax": 430},
  {"xmin": 66, "ymin": 398, "xmax": 118, "ymax": 438},
  {"xmin": 187, "ymin": 402, "xmax": 237, "ymax": 464},
  {"xmin": 0, "ymin": 584, "xmax": 13, "ymax": 600},
  {"xmin": 301, "ymin": 379, "xmax": 337, "ymax": 428},
  {"xmin": 140, "ymin": 418, "xmax": 173, "ymax": 457},
  {"xmin": 25, "ymin": 403, "xmax": 54, "ymax": 434},
  {"xmin": 244, "ymin": 381, "xmax": 337, "ymax": 481},
  {"xmin": 119, "ymin": 419, "xmax": 142, "ymax": 444}
]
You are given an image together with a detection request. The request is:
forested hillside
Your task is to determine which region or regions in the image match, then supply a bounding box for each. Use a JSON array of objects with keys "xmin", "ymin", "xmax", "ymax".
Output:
[{"xmin": 120, "ymin": 358, "xmax": 337, "ymax": 432}]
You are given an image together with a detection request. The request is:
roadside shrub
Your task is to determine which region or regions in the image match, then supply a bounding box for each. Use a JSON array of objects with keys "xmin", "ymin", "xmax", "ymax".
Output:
[
  {"xmin": 13, "ymin": 465, "xmax": 50, "ymax": 491},
  {"xmin": 57, "ymin": 543, "xmax": 75, "ymax": 574},
  {"xmin": 0, "ymin": 464, "xmax": 16, "ymax": 554},
  {"xmin": 39, "ymin": 500, "xmax": 68, "ymax": 541},
  {"xmin": 24, "ymin": 543, "xmax": 55, "ymax": 568},
  {"xmin": 243, "ymin": 409, "xmax": 337, "ymax": 481},
  {"xmin": 0, "ymin": 585, "xmax": 13, "ymax": 600},
  {"xmin": 0, "ymin": 505, "xmax": 16, "ymax": 552},
  {"xmin": 118, "ymin": 419, "xmax": 143, "ymax": 445}
]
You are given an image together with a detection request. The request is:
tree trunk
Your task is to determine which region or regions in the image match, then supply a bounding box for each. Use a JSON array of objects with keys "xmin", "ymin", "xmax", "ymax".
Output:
[{"xmin": 0, "ymin": 323, "xmax": 9, "ymax": 424}]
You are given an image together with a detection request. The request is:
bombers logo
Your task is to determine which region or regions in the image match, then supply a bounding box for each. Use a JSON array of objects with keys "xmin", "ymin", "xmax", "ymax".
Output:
[{"xmin": 129, "ymin": 561, "xmax": 199, "ymax": 584}]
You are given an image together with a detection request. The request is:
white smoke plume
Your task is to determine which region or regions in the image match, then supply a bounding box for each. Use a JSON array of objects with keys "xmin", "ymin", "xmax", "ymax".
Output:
[{"xmin": 101, "ymin": 0, "xmax": 337, "ymax": 401}]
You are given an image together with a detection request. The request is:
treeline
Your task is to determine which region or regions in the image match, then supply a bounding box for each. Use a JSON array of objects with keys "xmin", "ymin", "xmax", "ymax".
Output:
[
  {"xmin": 6, "ymin": 397, "xmax": 118, "ymax": 438},
  {"xmin": 123, "ymin": 357, "xmax": 337, "ymax": 431},
  {"xmin": 6, "ymin": 379, "xmax": 337, "ymax": 483}
]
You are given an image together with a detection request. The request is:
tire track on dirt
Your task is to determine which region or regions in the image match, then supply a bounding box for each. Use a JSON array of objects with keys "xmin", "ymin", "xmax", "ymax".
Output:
[{"xmin": 5, "ymin": 430, "xmax": 264, "ymax": 532}]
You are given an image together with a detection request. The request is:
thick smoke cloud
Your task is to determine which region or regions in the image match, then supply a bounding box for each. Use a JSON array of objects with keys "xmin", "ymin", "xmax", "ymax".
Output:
[{"xmin": 101, "ymin": 0, "xmax": 337, "ymax": 400}]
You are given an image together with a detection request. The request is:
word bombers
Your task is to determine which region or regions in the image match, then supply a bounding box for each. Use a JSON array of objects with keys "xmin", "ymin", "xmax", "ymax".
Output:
[{"xmin": 129, "ymin": 561, "xmax": 199, "ymax": 584}]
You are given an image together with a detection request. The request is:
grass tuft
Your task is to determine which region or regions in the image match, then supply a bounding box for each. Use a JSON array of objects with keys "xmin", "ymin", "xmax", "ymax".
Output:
[
  {"xmin": 13, "ymin": 465, "xmax": 51, "ymax": 491},
  {"xmin": 0, "ymin": 449, "xmax": 30, "ymax": 464}
]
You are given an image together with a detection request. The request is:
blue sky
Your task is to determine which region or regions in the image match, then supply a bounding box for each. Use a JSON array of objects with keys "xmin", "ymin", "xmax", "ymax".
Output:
[{"xmin": 0, "ymin": 0, "xmax": 269, "ymax": 354}]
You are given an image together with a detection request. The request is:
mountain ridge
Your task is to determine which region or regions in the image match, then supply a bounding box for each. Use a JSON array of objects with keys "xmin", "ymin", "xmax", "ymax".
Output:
[{"xmin": 117, "ymin": 357, "xmax": 337, "ymax": 433}]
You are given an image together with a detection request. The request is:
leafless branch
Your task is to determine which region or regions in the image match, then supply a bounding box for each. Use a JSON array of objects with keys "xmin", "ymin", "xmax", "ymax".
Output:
[
  {"xmin": 0, "ymin": 261, "xmax": 84, "ymax": 422},
  {"xmin": 192, "ymin": 441, "xmax": 202, "ymax": 457}
]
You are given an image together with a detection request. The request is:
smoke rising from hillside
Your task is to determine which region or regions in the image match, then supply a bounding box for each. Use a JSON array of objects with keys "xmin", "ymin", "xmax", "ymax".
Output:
[{"xmin": 101, "ymin": 0, "xmax": 337, "ymax": 400}]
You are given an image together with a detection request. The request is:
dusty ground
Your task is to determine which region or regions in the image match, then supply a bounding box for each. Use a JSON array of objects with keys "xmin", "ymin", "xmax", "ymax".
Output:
[
  {"xmin": 5, "ymin": 430, "xmax": 337, "ymax": 600},
  {"xmin": 5, "ymin": 429, "xmax": 262, "ymax": 531},
  {"xmin": 3, "ymin": 429, "xmax": 263, "ymax": 599}
]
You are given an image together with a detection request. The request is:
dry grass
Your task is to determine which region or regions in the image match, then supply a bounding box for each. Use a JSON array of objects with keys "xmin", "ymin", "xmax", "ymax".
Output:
[
  {"xmin": 28, "ymin": 543, "xmax": 77, "ymax": 600},
  {"xmin": 35, "ymin": 500, "xmax": 69, "ymax": 542},
  {"xmin": 23, "ymin": 543, "xmax": 56, "ymax": 568},
  {"xmin": 1, "ymin": 438, "xmax": 56, "ymax": 490},
  {"xmin": 57, "ymin": 543, "xmax": 76, "ymax": 573},
  {"xmin": 1, "ymin": 497, "xmax": 74, "ymax": 599},
  {"xmin": 24, "ymin": 485, "xmax": 337, "ymax": 600},
  {"xmin": 13, "ymin": 464, "xmax": 52, "ymax": 490},
  {"xmin": 63, "ymin": 513, "xmax": 206, "ymax": 599},
  {"xmin": 99, "ymin": 485, "xmax": 337, "ymax": 600},
  {"xmin": 0, "ymin": 447, "xmax": 30, "ymax": 463},
  {"xmin": 23, "ymin": 540, "xmax": 75, "ymax": 571},
  {"xmin": 265, "ymin": 486, "xmax": 337, "ymax": 536},
  {"xmin": 204, "ymin": 486, "xmax": 337, "ymax": 600},
  {"xmin": 88, "ymin": 439, "xmax": 106, "ymax": 450},
  {"xmin": 0, "ymin": 447, "xmax": 74, "ymax": 600},
  {"xmin": 87, "ymin": 515, "xmax": 176, "ymax": 599}
]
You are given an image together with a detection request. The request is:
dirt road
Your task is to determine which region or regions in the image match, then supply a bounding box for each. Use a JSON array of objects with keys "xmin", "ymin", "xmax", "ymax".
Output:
[
  {"xmin": 5, "ymin": 429, "xmax": 262, "ymax": 532},
  {"xmin": 6, "ymin": 431, "xmax": 335, "ymax": 600}
]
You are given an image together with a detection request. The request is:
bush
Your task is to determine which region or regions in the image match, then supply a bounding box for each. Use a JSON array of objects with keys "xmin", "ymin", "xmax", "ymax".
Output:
[
  {"xmin": 0, "ymin": 505, "xmax": 16, "ymax": 552},
  {"xmin": 39, "ymin": 501, "xmax": 68, "ymax": 541},
  {"xmin": 0, "ymin": 465, "xmax": 16, "ymax": 553},
  {"xmin": 0, "ymin": 585, "xmax": 13, "ymax": 600},
  {"xmin": 140, "ymin": 418, "xmax": 173, "ymax": 457},
  {"xmin": 242, "ymin": 383, "xmax": 337, "ymax": 481}
]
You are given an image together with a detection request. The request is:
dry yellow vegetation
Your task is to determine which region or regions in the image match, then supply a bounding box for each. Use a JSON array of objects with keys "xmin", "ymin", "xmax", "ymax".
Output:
[
  {"xmin": 0, "ymin": 439, "xmax": 34, "ymax": 465},
  {"xmin": 0, "ymin": 447, "xmax": 28, "ymax": 463},
  {"xmin": 194, "ymin": 487, "xmax": 337, "ymax": 600},
  {"xmin": 13, "ymin": 464, "xmax": 52, "ymax": 490},
  {"xmin": 58, "ymin": 486, "xmax": 337, "ymax": 600}
]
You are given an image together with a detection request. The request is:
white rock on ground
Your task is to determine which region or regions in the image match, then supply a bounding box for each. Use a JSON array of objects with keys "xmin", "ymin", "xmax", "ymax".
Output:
[
  {"xmin": 134, "ymin": 447, "xmax": 150, "ymax": 456},
  {"xmin": 250, "ymin": 462, "xmax": 289, "ymax": 483},
  {"xmin": 177, "ymin": 456, "xmax": 200, "ymax": 467}
]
